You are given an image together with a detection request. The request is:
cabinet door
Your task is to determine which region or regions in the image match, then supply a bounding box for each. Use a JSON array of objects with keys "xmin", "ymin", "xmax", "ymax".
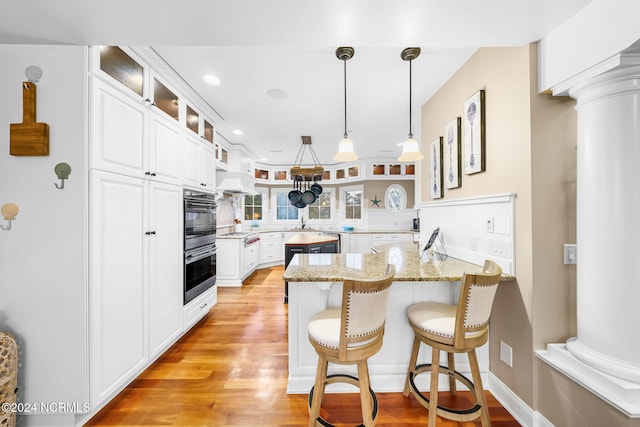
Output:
[
  {"xmin": 216, "ymin": 239, "xmax": 241, "ymax": 280},
  {"xmin": 90, "ymin": 78, "xmax": 146, "ymax": 178},
  {"xmin": 89, "ymin": 170, "xmax": 147, "ymax": 406},
  {"xmin": 285, "ymin": 245, "xmax": 306, "ymax": 267},
  {"xmin": 323, "ymin": 241, "xmax": 339, "ymax": 254},
  {"xmin": 200, "ymin": 144, "xmax": 216, "ymax": 189},
  {"xmin": 351, "ymin": 234, "xmax": 372, "ymax": 254},
  {"xmin": 182, "ymin": 136, "xmax": 201, "ymax": 188},
  {"xmin": 148, "ymin": 182, "xmax": 184, "ymax": 358},
  {"xmin": 148, "ymin": 114, "xmax": 182, "ymax": 185}
]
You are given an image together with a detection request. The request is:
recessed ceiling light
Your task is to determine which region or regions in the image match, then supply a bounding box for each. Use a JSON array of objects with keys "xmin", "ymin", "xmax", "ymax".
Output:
[
  {"xmin": 267, "ymin": 89, "xmax": 287, "ymax": 100},
  {"xmin": 232, "ymin": 129, "xmax": 243, "ymax": 136},
  {"xmin": 203, "ymin": 74, "xmax": 221, "ymax": 86}
]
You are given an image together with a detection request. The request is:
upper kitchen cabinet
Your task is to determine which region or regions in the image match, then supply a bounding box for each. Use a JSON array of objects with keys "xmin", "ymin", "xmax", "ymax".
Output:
[
  {"xmin": 183, "ymin": 134, "xmax": 216, "ymax": 190},
  {"xmin": 366, "ymin": 161, "xmax": 415, "ymax": 179}
]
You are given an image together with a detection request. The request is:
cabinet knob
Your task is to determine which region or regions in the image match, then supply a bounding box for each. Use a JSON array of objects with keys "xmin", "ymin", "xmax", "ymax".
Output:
[
  {"xmin": 144, "ymin": 98, "xmax": 157, "ymax": 107},
  {"xmin": 145, "ymin": 171, "xmax": 151, "ymax": 175},
  {"xmin": 150, "ymin": 172, "xmax": 156, "ymax": 177},
  {"xmin": 145, "ymin": 231, "xmax": 156, "ymax": 235}
]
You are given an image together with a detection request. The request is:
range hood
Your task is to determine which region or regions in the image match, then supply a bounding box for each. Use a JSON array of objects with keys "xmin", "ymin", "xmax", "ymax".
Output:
[{"xmin": 216, "ymin": 171, "xmax": 257, "ymax": 195}]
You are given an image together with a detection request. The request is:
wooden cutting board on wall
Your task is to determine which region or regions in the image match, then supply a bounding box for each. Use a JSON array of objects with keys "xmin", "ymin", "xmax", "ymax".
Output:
[{"xmin": 10, "ymin": 81, "xmax": 49, "ymax": 156}]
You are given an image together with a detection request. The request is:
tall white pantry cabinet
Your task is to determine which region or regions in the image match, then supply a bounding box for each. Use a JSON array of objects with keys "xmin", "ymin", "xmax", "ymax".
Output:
[
  {"xmin": 0, "ymin": 45, "xmax": 218, "ymax": 426},
  {"xmin": 87, "ymin": 46, "xmax": 217, "ymax": 416}
]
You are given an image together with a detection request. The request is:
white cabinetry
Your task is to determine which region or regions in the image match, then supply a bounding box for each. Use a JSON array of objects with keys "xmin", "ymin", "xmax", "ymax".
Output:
[
  {"xmin": 347, "ymin": 233, "xmax": 373, "ymax": 253},
  {"xmin": 148, "ymin": 182, "xmax": 184, "ymax": 358},
  {"xmin": 183, "ymin": 135, "xmax": 216, "ymax": 190},
  {"xmin": 217, "ymin": 238, "xmax": 259, "ymax": 286},
  {"xmin": 90, "ymin": 77, "xmax": 146, "ymax": 177},
  {"xmin": 89, "ymin": 171, "xmax": 147, "ymax": 406},
  {"xmin": 259, "ymin": 232, "xmax": 284, "ymax": 266},
  {"xmin": 370, "ymin": 233, "xmax": 413, "ymax": 245},
  {"xmin": 242, "ymin": 243, "xmax": 259, "ymax": 278},
  {"xmin": 91, "ymin": 77, "xmax": 183, "ymax": 185},
  {"xmin": 216, "ymin": 238, "xmax": 242, "ymax": 287},
  {"xmin": 184, "ymin": 286, "xmax": 217, "ymax": 329},
  {"xmin": 89, "ymin": 170, "xmax": 184, "ymax": 406},
  {"xmin": 147, "ymin": 112, "xmax": 183, "ymax": 185}
]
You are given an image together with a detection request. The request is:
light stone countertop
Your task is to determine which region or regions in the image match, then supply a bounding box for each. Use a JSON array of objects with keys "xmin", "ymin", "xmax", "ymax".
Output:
[{"xmin": 283, "ymin": 242, "xmax": 512, "ymax": 282}]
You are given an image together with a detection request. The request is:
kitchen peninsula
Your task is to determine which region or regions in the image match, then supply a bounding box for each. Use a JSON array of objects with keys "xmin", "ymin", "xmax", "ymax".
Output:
[
  {"xmin": 284, "ymin": 233, "xmax": 339, "ymax": 302},
  {"xmin": 283, "ymin": 242, "xmax": 512, "ymax": 394}
]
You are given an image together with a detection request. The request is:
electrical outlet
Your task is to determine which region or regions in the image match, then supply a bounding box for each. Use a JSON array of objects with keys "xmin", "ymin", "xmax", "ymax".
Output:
[
  {"xmin": 485, "ymin": 217, "xmax": 494, "ymax": 233},
  {"xmin": 500, "ymin": 341, "xmax": 513, "ymax": 367}
]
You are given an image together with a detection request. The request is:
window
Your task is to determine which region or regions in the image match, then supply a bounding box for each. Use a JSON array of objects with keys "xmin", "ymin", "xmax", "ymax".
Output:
[
  {"xmin": 384, "ymin": 184, "xmax": 407, "ymax": 214},
  {"xmin": 275, "ymin": 191, "xmax": 299, "ymax": 221},
  {"xmin": 244, "ymin": 193, "xmax": 263, "ymax": 221},
  {"xmin": 344, "ymin": 188, "xmax": 362, "ymax": 220},
  {"xmin": 308, "ymin": 192, "xmax": 332, "ymax": 220}
]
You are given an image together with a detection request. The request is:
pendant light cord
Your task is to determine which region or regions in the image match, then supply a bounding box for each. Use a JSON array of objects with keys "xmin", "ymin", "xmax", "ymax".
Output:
[
  {"xmin": 408, "ymin": 58, "xmax": 413, "ymax": 139},
  {"xmin": 343, "ymin": 58, "xmax": 348, "ymax": 139}
]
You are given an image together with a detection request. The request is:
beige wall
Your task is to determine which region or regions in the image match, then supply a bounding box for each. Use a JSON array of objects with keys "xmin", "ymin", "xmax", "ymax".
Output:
[
  {"xmin": 363, "ymin": 180, "xmax": 415, "ymax": 210},
  {"xmin": 536, "ymin": 360, "xmax": 640, "ymax": 427},
  {"xmin": 418, "ymin": 44, "xmax": 577, "ymax": 409}
]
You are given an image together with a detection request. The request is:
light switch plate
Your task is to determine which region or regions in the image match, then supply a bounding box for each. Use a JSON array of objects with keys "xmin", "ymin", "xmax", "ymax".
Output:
[{"xmin": 563, "ymin": 244, "xmax": 577, "ymax": 265}]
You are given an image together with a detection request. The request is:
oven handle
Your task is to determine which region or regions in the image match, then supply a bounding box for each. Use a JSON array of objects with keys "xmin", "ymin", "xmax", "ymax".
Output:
[
  {"xmin": 185, "ymin": 247, "xmax": 216, "ymax": 264},
  {"xmin": 185, "ymin": 200, "xmax": 216, "ymax": 209}
]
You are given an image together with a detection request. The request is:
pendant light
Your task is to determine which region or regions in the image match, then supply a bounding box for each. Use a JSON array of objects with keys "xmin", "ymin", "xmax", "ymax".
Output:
[
  {"xmin": 334, "ymin": 47, "xmax": 358, "ymax": 162},
  {"xmin": 398, "ymin": 47, "xmax": 424, "ymax": 162}
]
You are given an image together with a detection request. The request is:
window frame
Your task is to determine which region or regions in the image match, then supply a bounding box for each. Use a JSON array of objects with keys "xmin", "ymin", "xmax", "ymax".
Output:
[
  {"xmin": 271, "ymin": 188, "xmax": 300, "ymax": 223},
  {"xmin": 384, "ymin": 184, "xmax": 407, "ymax": 215},
  {"xmin": 340, "ymin": 184, "xmax": 364, "ymax": 224},
  {"xmin": 307, "ymin": 190, "xmax": 335, "ymax": 224},
  {"xmin": 243, "ymin": 189, "xmax": 267, "ymax": 223}
]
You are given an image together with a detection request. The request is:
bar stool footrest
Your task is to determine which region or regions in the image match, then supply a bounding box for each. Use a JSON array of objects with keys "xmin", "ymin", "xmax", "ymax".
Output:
[
  {"xmin": 308, "ymin": 374, "xmax": 378, "ymax": 427},
  {"xmin": 408, "ymin": 363, "xmax": 483, "ymax": 422}
]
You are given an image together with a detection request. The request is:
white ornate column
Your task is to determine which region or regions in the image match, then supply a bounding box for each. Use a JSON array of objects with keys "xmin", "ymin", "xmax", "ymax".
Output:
[{"xmin": 566, "ymin": 63, "xmax": 640, "ymax": 383}]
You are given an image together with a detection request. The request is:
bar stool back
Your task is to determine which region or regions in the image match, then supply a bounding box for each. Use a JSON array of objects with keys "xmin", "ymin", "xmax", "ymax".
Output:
[
  {"xmin": 307, "ymin": 264, "xmax": 395, "ymax": 427},
  {"xmin": 403, "ymin": 259, "xmax": 502, "ymax": 427}
]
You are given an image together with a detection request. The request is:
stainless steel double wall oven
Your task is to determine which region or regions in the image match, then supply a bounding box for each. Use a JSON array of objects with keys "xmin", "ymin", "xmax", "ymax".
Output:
[{"xmin": 184, "ymin": 190, "xmax": 217, "ymax": 304}]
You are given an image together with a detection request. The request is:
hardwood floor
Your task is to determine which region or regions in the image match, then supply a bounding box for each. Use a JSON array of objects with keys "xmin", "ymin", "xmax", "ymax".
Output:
[{"xmin": 86, "ymin": 266, "xmax": 521, "ymax": 426}]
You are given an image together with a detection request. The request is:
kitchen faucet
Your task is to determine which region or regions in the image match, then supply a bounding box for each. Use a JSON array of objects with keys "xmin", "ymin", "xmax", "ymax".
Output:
[{"xmin": 300, "ymin": 216, "xmax": 306, "ymax": 229}]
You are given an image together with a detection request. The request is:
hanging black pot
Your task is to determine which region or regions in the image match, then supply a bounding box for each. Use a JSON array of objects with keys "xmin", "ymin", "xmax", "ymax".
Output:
[
  {"xmin": 288, "ymin": 189, "xmax": 302, "ymax": 204},
  {"xmin": 294, "ymin": 199, "xmax": 306, "ymax": 209},
  {"xmin": 310, "ymin": 182, "xmax": 323, "ymax": 196},
  {"xmin": 302, "ymin": 189, "xmax": 316, "ymax": 204}
]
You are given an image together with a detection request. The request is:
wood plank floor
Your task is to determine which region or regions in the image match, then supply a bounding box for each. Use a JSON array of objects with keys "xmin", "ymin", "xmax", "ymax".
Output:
[{"xmin": 86, "ymin": 266, "xmax": 521, "ymax": 426}]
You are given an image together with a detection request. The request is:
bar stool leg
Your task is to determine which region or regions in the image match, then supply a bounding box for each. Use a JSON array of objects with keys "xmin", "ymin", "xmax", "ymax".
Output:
[
  {"xmin": 428, "ymin": 346, "xmax": 440, "ymax": 427},
  {"xmin": 309, "ymin": 357, "xmax": 328, "ymax": 427},
  {"xmin": 447, "ymin": 352, "xmax": 457, "ymax": 395},
  {"xmin": 403, "ymin": 335, "xmax": 420, "ymax": 396},
  {"xmin": 468, "ymin": 348, "xmax": 491, "ymax": 427},
  {"xmin": 357, "ymin": 360, "xmax": 375, "ymax": 426}
]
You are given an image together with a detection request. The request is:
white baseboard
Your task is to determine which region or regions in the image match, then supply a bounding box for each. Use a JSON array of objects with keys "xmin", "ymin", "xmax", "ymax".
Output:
[{"xmin": 488, "ymin": 372, "xmax": 534, "ymax": 426}]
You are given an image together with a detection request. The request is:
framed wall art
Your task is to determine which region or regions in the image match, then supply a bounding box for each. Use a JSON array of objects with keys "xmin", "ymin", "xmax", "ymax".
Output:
[
  {"xmin": 430, "ymin": 137, "xmax": 443, "ymax": 199},
  {"xmin": 463, "ymin": 89, "xmax": 485, "ymax": 175},
  {"xmin": 444, "ymin": 117, "xmax": 461, "ymax": 189}
]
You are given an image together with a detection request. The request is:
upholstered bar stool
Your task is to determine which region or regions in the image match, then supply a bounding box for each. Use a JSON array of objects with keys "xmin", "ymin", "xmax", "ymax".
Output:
[
  {"xmin": 307, "ymin": 264, "xmax": 396, "ymax": 427},
  {"xmin": 403, "ymin": 260, "xmax": 502, "ymax": 427}
]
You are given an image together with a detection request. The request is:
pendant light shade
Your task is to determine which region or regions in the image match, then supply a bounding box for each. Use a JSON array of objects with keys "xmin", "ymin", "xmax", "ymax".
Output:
[
  {"xmin": 334, "ymin": 47, "xmax": 358, "ymax": 162},
  {"xmin": 398, "ymin": 137, "xmax": 423, "ymax": 161},
  {"xmin": 398, "ymin": 47, "xmax": 424, "ymax": 162},
  {"xmin": 335, "ymin": 137, "xmax": 358, "ymax": 162}
]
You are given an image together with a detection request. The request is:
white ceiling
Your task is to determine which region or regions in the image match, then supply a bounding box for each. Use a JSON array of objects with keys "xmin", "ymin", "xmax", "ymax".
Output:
[{"xmin": 1, "ymin": 0, "xmax": 593, "ymax": 165}]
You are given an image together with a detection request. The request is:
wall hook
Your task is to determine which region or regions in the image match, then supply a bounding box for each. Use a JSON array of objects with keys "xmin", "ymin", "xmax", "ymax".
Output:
[
  {"xmin": 1, "ymin": 203, "xmax": 19, "ymax": 231},
  {"xmin": 54, "ymin": 162, "xmax": 71, "ymax": 189}
]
